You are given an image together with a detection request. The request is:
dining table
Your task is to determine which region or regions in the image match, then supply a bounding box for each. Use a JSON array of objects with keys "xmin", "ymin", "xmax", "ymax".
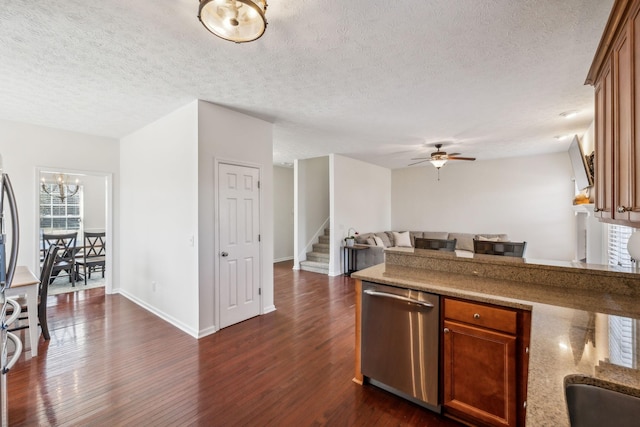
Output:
[{"xmin": 5, "ymin": 266, "xmax": 40, "ymax": 357}]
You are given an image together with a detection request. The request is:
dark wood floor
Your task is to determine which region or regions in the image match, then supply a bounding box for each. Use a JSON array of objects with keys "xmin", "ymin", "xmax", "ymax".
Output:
[{"xmin": 8, "ymin": 261, "xmax": 462, "ymax": 426}]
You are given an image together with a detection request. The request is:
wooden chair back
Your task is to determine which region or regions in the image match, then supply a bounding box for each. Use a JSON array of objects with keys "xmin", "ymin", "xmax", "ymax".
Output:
[
  {"xmin": 39, "ymin": 244, "xmax": 59, "ymax": 339},
  {"xmin": 473, "ymin": 240, "xmax": 527, "ymax": 257},
  {"xmin": 415, "ymin": 237, "xmax": 457, "ymax": 252},
  {"xmin": 84, "ymin": 231, "xmax": 106, "ymax": 258},
  {"xmin": 42, "ymin": 231, "xmax": 78, "ymax": 263}
]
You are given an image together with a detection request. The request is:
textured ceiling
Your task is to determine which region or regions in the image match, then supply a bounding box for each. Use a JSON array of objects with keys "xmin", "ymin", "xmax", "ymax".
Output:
[{"xmin": 0, "ymin": 0, "xmax": 614, "ymax": 169}]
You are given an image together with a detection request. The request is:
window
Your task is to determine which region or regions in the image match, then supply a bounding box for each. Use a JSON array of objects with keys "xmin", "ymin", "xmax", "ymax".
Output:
[
  {"xmin": 607, "ymin": 223, "xmax": 633, "ymax": 269},
  {"xmin": 39, "ymin": 184, "xmax": 83, "ymax": 232},
  {"xmin": 606, "ymin": 223, "xmax": 639, "ymax": 368}
]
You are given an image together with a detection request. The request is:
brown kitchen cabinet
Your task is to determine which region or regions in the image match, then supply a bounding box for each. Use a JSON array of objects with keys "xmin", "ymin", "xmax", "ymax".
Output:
[
  {"xmin": 588, "ymin": 0, "xmax": 640, "ymax": 225},
  {"xmin": 594, "ymin": 57, "xmax": 614, "ymax": 220},
  {"xmin": 442, "ymin": 298, "xmax": 530, "ymax": 427}
]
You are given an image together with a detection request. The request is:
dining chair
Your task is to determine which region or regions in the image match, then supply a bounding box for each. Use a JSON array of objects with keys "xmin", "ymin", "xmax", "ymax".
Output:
[
  {"xmin": 473, "ymin": 240, "xmax": 527, "ymax": 257},
  {"xmin": 414, "ymin": 237, "xmax": 457, "ymax": 252},
  {"xmin": 75, "ymin": 231, "xmax": 106, "ymax": 286},
  {"xmin": 42, "ymin": 231, "xmax": 79, "ymax": 286},
  {"xmin": 9, "ymin": 245, "xmax": 59, "ymax": 340}
]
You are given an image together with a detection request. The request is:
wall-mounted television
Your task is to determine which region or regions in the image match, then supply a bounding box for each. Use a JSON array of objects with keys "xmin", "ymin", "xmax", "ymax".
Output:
[{"xmin": 568, "ymin": 135, "xmax": 593, "ymax": 191}]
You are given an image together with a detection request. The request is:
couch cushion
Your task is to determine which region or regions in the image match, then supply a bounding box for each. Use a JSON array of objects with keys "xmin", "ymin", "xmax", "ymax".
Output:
[
  {"xmin": 376, "ymin": 232, "xmax": 393, "ymax": 248},
  {"xmin": 393, "ymin": 231, "xmax": 412, "ymax": 248},
  {"xmin": 373, "ymin": 236, "xmax": 385, "ymax": 247},
  {"xmin": 448, "ymin": 232, "xmax": 475, "ymax": 252},
  {"xmin": 355, "ymin": 232, "xmax": 374, "ymax": 244},
  {"xmin": 366, "ymin": 237, "xmax": 377, "ymax": 246}
]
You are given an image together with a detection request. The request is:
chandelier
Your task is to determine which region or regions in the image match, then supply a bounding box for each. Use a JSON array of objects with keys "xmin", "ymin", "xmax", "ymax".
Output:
[
  {"xmin": 198, "ymin": 0, "xmax": 268, "ymax": 43},
  {"xmin": 41, "ymin": 174, "xmax": 80, "ymax": 202}
]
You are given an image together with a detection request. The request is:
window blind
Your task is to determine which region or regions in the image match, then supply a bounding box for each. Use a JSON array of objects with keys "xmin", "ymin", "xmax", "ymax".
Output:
[
  {"xmin": 606, "ymin": 223, "xmax": 638, "ymax": 368},
  {"xmin": 607, "ymin": 224, "xmax": 633, "ymax": 269},
  {"xmin": 609, "ymin": 315, "xmax": 636, "ymax": 368}
]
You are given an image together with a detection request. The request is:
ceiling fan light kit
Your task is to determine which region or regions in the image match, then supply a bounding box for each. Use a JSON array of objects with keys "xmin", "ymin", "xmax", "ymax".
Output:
[
  {"xmin": 408, "ymin": 143, "xmax": 476, "ymax": 181},
  {"xmin": 198, "ymin": 0, "xmax": 267, "ymax": 43}
]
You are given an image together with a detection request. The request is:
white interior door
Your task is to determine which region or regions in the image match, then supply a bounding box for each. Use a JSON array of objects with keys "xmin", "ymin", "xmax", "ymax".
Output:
[{"xmin": 218, "ymin": 163, "xmax": 261, "ymax": 329}]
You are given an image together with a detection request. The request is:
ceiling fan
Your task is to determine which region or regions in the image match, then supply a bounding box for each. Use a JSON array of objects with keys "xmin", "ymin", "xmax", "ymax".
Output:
[{"xmin": 409, "ymin": 143, "xmax": 476, "ymax": 169}]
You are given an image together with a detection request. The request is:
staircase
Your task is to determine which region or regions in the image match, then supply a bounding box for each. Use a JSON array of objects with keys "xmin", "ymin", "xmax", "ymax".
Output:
[{"xmin": 300, "ymin": 228, "xmax": 330, "ymax": 274}]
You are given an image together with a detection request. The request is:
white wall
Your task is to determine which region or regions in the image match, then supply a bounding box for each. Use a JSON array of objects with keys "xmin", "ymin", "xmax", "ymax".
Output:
[
  {"xmin": 197, "ymin": 100, "xmax": 274, "ymax": 335},
  {"xmin": 391, "ymin": 152, "xmax": 575, "ymax": 260},
  {"xmin": 294, "ymin": 156, "xmax": 329, "ymax": 268},
  {"xmin": 0, "ymin": 119, "xmax": 118, "ymax": 283},
  {"xmin": 330, "ymin": 155, "xmax": 391, "ymax": 275},
  {"xmin": 120, "ymin": 101, "xmax": 200, "ymax": 335},
  {"xmin": 82, "ymin": 174, "xmax": 106, "ymax": 231},
  {"xmin": 273, "ymin": 166, "xmax": 294, "ymax": 262}
]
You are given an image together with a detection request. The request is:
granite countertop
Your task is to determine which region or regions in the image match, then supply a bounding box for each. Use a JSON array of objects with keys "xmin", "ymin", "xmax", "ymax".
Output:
[{"xmin": 353, "ymin": 256, "xmax": 640, "ymax": 427}]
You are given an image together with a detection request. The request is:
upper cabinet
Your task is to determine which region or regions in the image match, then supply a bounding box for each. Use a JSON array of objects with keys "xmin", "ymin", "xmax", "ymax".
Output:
[{"xmin": 587, "ymin": 0, "xmax": 640, "ymax": 225}]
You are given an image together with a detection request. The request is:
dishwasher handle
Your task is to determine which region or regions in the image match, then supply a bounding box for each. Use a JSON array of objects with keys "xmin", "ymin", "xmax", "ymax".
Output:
[{"xmin": 363, "ymin": 289, "xmax": 434, "ymax": 308}]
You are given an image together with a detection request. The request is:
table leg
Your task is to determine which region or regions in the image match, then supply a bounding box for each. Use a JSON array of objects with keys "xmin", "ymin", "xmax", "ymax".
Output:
[
  {"xmin": 26, "ymin": 288, "xmax": 38, "ymax": 357},
  {"xmin": 343, "ymin": 247, "xmax": 348, "ymax": 276}
]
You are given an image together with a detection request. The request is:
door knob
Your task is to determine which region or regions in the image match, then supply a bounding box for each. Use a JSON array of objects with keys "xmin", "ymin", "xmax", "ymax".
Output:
[{"xmin": 221, "ymin": 251, "xmax": 229, "ymax": 257}]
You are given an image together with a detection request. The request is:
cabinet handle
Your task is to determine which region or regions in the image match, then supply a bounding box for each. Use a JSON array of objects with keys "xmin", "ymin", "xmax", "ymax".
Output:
[
  {"xmin": 443, "ymin": 328, "xmax": 450, "ymax": 334},
  {"xmin": 473, "ymin": 313, "xmax": 480, "ymax": 319},
  {"xmin": 617, "ymin": 206, "xmax": 632, "ymax": 213}
]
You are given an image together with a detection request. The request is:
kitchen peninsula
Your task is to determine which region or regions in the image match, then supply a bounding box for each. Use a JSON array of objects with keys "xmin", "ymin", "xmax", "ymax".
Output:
[{"xmin": 352, "ymin": 248, "xmax": 640, "ymax": 426}]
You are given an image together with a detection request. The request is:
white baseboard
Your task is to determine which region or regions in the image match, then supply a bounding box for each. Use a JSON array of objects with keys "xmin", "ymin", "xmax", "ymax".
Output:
[
  {"xmin": 117, "ymin": 288, "xmax": 200, "ymax": 339},
  {"xmin": 263, "ymin": 304, "xmax": 277, "ymax": 314},
  {"xmin": 198, "ymin": 326, "xmax": 217, "ymax": 338},
  {"xmin": 274, "ymin": 256, "xmax": 293, "ymax": 263}
]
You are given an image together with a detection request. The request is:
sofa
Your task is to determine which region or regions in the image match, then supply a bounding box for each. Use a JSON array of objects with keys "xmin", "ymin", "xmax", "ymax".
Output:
[{"xmin": 353, "ymin": 231, "xmax": 510, "ymax": 271}]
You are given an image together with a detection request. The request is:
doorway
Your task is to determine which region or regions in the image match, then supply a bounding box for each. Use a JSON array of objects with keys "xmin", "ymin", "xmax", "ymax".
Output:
[
  {"xmin": 217, "ymin": 162, "xmax": 261, "ymax": 329},
  {"xmin": 36, "ymin": 167, "xmax": 113, "ymax": 294}
]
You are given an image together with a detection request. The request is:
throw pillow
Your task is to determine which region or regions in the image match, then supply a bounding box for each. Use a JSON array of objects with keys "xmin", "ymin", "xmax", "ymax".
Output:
[
  {"xmin": 373, "ymin": 236, "xmax": 385, "ymax": 247},
  {"xmin": 393, "ymin": 231, "xmax": 412, "ymax": 248},
  {"xmin": 376, "ymin": 232, "xmax": 392, "ymax": 248},
  {"xmin": 448, "ymin": 233, "xmax": 475, "ymax": 251},
  {"xmin": 477, "ymin": 236, "xmax": 500, "ymax": 242},
  {"xmin": 366, "ymin": 237, "xmax": 376, "ymax": 246},
  {"xmin": 476, "ymin": 234, "xmax": 510, "ymax": 242}
]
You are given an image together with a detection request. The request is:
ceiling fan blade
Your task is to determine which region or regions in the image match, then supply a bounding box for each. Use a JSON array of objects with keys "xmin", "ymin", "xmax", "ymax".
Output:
[
  {"xmin": 448, "ymin": 156, "xmax": 476, "ymax": 161},
  {"xmin": 408, "ymin": 159, "xmax": 431, "ymax": 166},
  {"xmin": 447, "ymin": 153, "xmax": 461, "ymax": 157}
]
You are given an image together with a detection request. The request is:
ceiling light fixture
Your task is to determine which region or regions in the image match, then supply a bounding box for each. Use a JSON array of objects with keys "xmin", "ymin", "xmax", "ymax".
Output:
[
  {"xmin": 560, "ymin": 110, "xmax": 579, "ymax": 119},
  {"xmin": 41, "ymin": 174, "xmax": 80, "ymax": 202},
  {"xmin": 198, "ymin": 0, "xmax": 268, "ymax": 43},
  {"xmin": 429, "ymin": 157, "xmax": 448, "ymax": 169}
]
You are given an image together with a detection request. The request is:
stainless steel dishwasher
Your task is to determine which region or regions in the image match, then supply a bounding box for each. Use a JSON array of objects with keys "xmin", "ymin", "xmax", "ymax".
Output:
[{"xmin": 361, "ymin": 281, "xmax": 440, "ymax": 412}]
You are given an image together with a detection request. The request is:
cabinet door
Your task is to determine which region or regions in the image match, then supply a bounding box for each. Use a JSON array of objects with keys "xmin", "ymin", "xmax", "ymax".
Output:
[
  {"xmin": 631, "ymin": 5, "xmax": 640, "ymax": 222},
  {"xmin": 613, "ymin": 20, "xmax": 633, "ymax": 221},
  {"xmin": 443, "ymin": 320, "xmax": 517, "ymax": 427},
  {"xmin": 595, "ymin": 59, "xmax": 614, "ymax": 220}
]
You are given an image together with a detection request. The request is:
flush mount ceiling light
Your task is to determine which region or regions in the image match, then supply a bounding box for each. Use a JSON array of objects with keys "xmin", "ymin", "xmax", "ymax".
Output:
[
  {"xmin": 560, "ymin": 110, "xmax": 579, "ymax": 119},
  {"xmin": 198, "ymin": 0, "xmax": 267, "ymax": 43}
]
